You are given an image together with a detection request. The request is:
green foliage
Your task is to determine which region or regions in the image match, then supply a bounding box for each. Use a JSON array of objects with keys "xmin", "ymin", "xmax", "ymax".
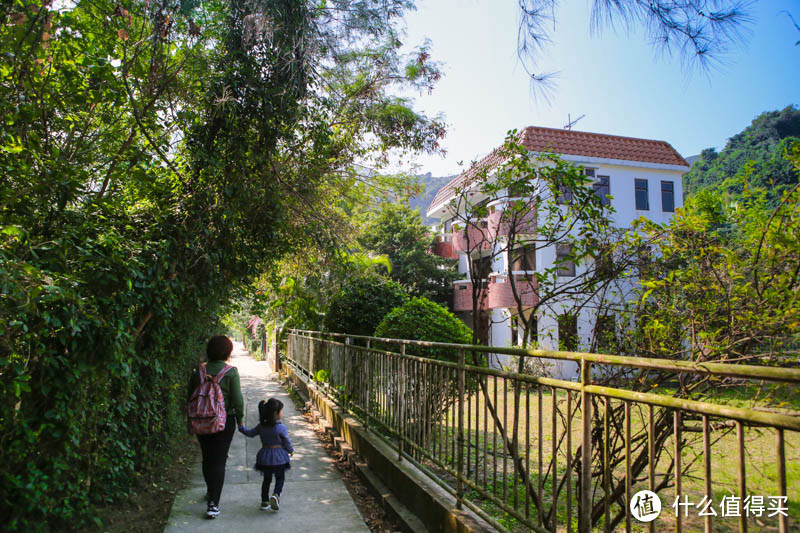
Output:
[
  {"xmin": 324, "ymin": 275, "xmax": 408, "ymax": 336},
  {"xmin": 359, "ymin": 202, "xmax": 459, "ymax": 305},
  {"xmin": 374, "ymin": 297, "xmax": 473, "ymax": 361},
  {"xmin": 0, "ymin": 0, "xmax": 443, "ymax": 528},
  {"xmin": 313, "ymin": 368, "xmax": 330, "ymax": 383},
  {"xmin": 684, "ymin": 106, "xmax": 800, "ymax": 202},
  {"xmin": 631, "ymin": 146, "xmax": 800, "ymax": 363}
]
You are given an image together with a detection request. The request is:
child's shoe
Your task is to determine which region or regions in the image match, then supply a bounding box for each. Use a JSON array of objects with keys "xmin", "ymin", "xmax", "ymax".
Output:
[
  {"xmin": 260, "ymin": 501, "xmax": 270, "ymax": 511},
  {"xmin": 270, "ymin": 494, "xmax": 280, "ymax": 511}
]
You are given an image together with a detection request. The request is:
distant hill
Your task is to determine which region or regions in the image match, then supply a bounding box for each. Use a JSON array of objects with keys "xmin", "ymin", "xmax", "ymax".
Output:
[
  {"xmin": 408, "ymin": 172, "xmax": 455, "ymax": 225},
  {"xmin": 685, "ymin": 154, "xmax": 701, "ymax": 166},
  {"xmin": 684, "ymin": 106, "xmax": 800, "ymax": 201}
]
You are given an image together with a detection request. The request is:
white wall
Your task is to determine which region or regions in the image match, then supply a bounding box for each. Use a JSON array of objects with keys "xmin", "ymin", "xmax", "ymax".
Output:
[{"xmin": 435, "ymin": 155, "xmax": 687, "ymax": 380}]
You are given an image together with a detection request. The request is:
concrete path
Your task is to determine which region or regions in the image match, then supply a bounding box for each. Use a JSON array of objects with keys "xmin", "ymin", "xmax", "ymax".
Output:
[{"xmin": 165, "ymin": 342, "xmax": 370, "ymax": 532}]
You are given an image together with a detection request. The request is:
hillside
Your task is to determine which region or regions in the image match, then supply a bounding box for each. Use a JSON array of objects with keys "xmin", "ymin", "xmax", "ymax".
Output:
[
  {"xmin": 684, "ymin": 106, "xmax": 800, "ymax": 200},
  {"xmin": 408, "ymin": 172, "xmax": 455, "ymax": 224}
]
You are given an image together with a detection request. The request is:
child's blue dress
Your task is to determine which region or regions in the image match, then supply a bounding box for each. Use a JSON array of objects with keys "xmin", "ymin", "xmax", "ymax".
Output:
[{"xmin": 240, "ymin": 422, "xmax": 293, "ymax": 472}]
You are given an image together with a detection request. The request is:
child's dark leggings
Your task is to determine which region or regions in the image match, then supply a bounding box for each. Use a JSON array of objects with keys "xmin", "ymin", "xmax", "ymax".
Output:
[{"xmin": 260, "ymin": 466, "xmax": 286, "ymax": 500}]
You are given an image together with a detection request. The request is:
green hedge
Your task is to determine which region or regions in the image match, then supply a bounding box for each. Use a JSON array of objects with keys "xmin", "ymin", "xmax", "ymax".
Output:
[{"xmin": 373, "ymin": 297, "xmax": 473, "ymax": 360}]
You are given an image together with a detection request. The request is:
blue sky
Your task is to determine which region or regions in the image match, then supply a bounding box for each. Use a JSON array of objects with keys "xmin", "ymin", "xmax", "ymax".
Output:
[{"xmin": 398, "ymin": 0, "xmax": 800, "ymax": 176}]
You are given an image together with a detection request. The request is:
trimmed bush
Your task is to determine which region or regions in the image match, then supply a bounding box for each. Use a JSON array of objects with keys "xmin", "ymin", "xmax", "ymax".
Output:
[
  {"xmin": 374, "ymin": 297, "xmax": 473, "ymax": 361},
  {"xmin": 374, "ymin": 297, "xmax": 476, "ymax": 447},
  {"xmin": 324, "ymin": 275, "xmax": 408, "ymax": 336}
]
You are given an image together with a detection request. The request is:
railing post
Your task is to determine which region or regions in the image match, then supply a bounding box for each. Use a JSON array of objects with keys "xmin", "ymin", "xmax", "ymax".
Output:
[
  {"xmin": 398, "ymin": 344, "xmax": 405, "ymax": 461},
  {"xmin": 365, "ymin": 339, "xmax": 371, "ymax": 433},
  {"xmin": 580, "ymin": 356, "xmax": 593, "ymax": 533},
  {"xmin": 308, "ymin": 334, "xmax": 314, "ymax": 380},
  {"xmin": 456, "ymin": 348, "xmax": 466, "ymax": 509}
]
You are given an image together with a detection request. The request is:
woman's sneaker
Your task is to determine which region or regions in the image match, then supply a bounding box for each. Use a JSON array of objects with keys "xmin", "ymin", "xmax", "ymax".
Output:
[
  {"xmin": 206, "ymin": 502, "xmax": 220, "ymax": 519},
  {"xmin": 270, "ymin": 494, "xmax": 280, "ymax": 511},
  {"xmin": 260, "ymin": 501, "xmax": 270, "ymax": 511}
]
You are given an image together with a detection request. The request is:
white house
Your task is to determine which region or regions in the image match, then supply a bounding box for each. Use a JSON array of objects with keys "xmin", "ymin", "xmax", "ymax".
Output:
[{"xmin": 427, "ymin": 126, "xmax": 689, "ymax": 378}]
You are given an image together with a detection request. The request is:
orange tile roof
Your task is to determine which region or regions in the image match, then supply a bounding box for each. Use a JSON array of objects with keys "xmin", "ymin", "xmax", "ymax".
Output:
[{"xmin": 427, "ymin": 126, "xmax": 688, "ymax": 215}]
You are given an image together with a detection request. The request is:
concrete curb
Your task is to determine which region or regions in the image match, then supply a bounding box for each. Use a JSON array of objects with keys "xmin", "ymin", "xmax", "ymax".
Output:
[{"xmin": 283, "ymin": 366, "xmax": 495, "ymax": 533}]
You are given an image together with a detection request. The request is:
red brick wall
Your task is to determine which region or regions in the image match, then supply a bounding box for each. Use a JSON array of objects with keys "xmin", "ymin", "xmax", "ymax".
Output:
[
  {"xmin": 487, "ymin": 276, "xmax": 538, "ymax": 309},
  {"xmin": 453, "ymin": 282, "xmax": 488, "ymax": 311}
]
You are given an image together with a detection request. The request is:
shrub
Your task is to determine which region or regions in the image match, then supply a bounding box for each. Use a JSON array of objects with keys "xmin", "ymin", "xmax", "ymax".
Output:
[
  {"xmin": 324, "ymin": 275, "xmax": 408, "ymax": 337},
  {"xmin": 374, "ymin": 298, "xmax": 477, "ymax": 446},
  {"xmin": 374, "ymin": 297, "xmax": 473, "ymax": 361}
]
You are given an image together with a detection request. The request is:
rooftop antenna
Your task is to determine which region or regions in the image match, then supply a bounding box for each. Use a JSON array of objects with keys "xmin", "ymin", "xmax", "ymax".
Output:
[{"xmin": 564, "ymin": 113, "xmax": 585, "ymax": 130}]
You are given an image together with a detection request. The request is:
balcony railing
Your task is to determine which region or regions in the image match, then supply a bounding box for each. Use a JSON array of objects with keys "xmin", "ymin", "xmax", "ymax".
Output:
[
  {"xmin": 433, "ymin": 234, "xmax": 458, "ymax": 260},
  {"xmin": 487, "ymin": 273, "xmax": 538, "ymax": 308},
  {"xmin": 453, "ymin": 280, "xmax": 488, "ymax": 311}
]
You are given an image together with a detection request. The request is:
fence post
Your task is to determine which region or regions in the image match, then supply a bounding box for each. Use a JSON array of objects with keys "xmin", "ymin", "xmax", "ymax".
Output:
[
  {"xmin": 365, "ymin": 339, "xmax": 371, "ymax": 432},
  {"xmin": 398, "ymin": 344, "xmax": 405, "ymax": 461},
  {"xmin": 308, "ymin": 334, "xmax": 314, "ymax": 380},
  {"xmin": 580, "ymin": 356, "xmax": 593, "ymax": 533},
  {"xmin": 456, "ymin": 348, "xmax": 465, "ymax": 510}
]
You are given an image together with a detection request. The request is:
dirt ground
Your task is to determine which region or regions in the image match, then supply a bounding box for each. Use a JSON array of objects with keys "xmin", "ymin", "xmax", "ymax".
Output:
[{"xmin": 80, "ymin": 434, "xmax": 197, "ymax": 533}]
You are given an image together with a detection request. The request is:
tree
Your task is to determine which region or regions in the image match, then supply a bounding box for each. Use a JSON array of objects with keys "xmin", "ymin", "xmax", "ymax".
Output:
[
  {"xmin": 684, "ymin": 106, "xmax": 800, "ymax": 202},
  {"xmin": 445, "ymin": 131, "xmax": 645, "ymax": 528},
  {"xmin": 324, "ymin": 274, "xmax": 408, "ymax": 337},
  {"xmin": 359, "ymin": 202, "xmax": 459, "ymax": 305},
  {"xmin": 0, "ymin": 0, "xmax": 444, "ymax": 528},
  {"xmin": 515, "ymin": 0, "xmax": 751, "ymax": 95}
]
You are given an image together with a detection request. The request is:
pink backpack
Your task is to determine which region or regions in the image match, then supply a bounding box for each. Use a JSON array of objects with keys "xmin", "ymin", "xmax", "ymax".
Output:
[{"xmin": 187, "ymin": 363, "xmax": 232, "ymax": 435}]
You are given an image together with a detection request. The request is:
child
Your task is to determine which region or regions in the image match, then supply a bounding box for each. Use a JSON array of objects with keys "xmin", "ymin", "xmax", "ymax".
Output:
[{"xmin": 238, "ymin": 398, "xmax": 294, "ymax": 511}]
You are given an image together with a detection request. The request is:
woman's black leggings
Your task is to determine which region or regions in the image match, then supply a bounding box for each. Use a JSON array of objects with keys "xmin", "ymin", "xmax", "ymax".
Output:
[
  {"xmin": 197, "ymin": 415, "xmax": 236, "ymax": 505},
  {"xmin": 261, "ymin": 466, "xmax": 286, "ymax": 500}
]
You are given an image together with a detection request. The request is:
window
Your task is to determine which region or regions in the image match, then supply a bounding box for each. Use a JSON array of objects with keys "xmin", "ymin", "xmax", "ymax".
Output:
[
  {"xmin": 595, "ymin": 246, "xmax": 614, "ymax": 279},
  {"xmin": 593, "ymin": 176, "xmax": 610, "ymax": 206},
  {"xmin": 635, "ymin": 179, "xmax": 649, "ymax": 210},
  {"xmin": 511, "ymin": 244, "xmax": 536, "ymax": 271},
  {"xmin": 472, "ymin": 255, "xmax": 492, "ymax": 279},
  {"xmin": 556, "ymin": 244, "xmax": 575, "ymax": 277},
  {"xmin": 661, "ymin": 181, "xmax": 675, "ymax": 212},
  {"xmin": 557, "ymin": 185, "xmax": 573, "ymax": 204},
  {"xmin": 593, "ymin": 314, "xmax": 616, "ymax": 353},
  {"xmin": 637, "ymin": 245, "xmax": 652, "ymax": 278},
  {"xmin": 558, "ymin": 314, "xmax": 578, "ymax": 352}
]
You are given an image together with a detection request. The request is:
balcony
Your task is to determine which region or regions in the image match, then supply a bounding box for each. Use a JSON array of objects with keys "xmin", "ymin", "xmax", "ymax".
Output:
[
  {"xmin": 487, "ymin": 273, "xmax": 538, "ymax": 309},
  {"xmin": 452, "ymin": 222, "xmax": 493, "ymax": 253},
  {"xmin": 487, "ymin": 204, "xmax": 537, "ymax": 238},
  {"xmin": 432, "ymin": 234, "xmax": 458, "ymax": 259},
  {"xmin": 453, "ymin": 281, "xmax": 488, "ymax": 311}
]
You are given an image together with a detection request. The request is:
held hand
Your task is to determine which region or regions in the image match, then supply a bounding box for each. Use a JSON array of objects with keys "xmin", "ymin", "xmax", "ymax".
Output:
[{"xmin": 238, "ymin": 424, "xmax": 248, "ymax": 434}]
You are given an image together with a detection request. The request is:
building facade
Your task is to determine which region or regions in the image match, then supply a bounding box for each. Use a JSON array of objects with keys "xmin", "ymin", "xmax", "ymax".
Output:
[{"xmin": 427, "ymin": 126, "xmax": 689, "ymax": 378}]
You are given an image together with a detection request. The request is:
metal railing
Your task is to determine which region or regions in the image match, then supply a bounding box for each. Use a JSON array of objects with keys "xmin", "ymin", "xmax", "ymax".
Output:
[{"xmin": 284, "ymin": 329, "xmax": 799, "ymax": 533}]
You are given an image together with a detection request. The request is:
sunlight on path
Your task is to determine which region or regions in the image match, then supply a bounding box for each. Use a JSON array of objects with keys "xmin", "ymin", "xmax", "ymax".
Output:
[{"xmin": 164, "ymin": 342, "xmax": 369, "ymax": 532}]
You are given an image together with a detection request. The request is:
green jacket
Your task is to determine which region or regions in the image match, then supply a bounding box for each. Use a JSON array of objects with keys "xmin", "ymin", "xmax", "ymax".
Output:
[{"xmin": 187, "ymin": 360, "xmax": 244, "ymax": 423}]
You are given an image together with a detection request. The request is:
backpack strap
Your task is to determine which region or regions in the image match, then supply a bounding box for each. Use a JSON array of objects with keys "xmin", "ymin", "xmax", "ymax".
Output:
[
  {"xmin": 211, "ymin": 364, "xmax": 233, "ymax": 384},
  {"xmin": 198, "ymin": 362, "xmax": 208, "ymax": 383}
]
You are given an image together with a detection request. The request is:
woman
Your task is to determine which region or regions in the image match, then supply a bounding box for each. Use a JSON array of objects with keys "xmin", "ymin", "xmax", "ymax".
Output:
[{"xmin": 187, "ymin": 335, "xmax": 244, "ymax": 519}]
